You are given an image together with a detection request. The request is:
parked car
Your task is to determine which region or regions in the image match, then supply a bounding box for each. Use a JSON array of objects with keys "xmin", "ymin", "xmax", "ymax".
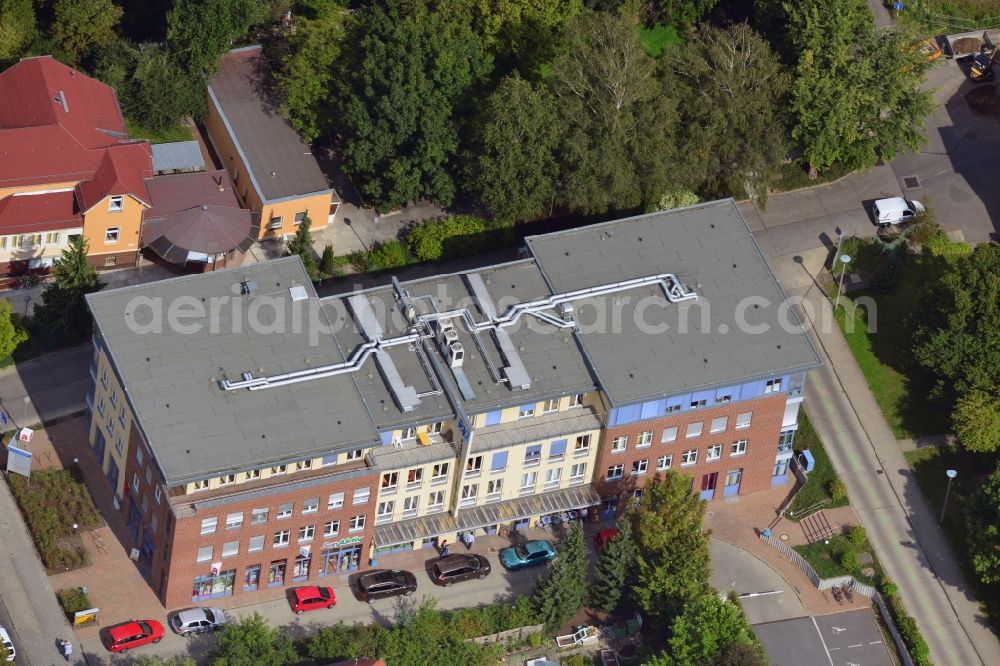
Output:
[
  {"xmin": 0, "ymin": 625, "xmax": 15, "ymax": 662},
  {"xmin": 499, "ymin": 540, "xmax": 557, "ymax": 570},
  {"xmin": 169, "ymin": 607, "xmax": 229, "ymax": 636},
  {"xmin": 871, "ymin": 197, "xmax": 925, "ymax": 227},
  {"xmin": 429, "ymin": 553, "xmax": 491, "ymax": 586},
  {"xmin": 290, "ymin": 585, "xmax": 337, "ymax": 614},
  {"xmin": 100, "ymin": 620, "xmax": 164, "ymax": 653},
  {"xmin": 593, "ymin": 528, "xmax": 620, "ymax": 551},
  {"xmin": 354, "ymin": 569, "xmax": 418, "ymax": 603}
]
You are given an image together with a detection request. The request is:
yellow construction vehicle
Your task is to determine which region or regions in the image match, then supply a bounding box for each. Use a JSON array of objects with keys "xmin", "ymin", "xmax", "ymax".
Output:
[{"xmin": 971, "ymin": 45, "xmax": 998, "ymax": 81}]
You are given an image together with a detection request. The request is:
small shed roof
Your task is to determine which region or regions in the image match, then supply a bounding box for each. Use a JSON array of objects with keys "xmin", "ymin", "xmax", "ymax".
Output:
[{"xmin": 151, "ymin": 140, "xmax": 205, "ymax": 174}]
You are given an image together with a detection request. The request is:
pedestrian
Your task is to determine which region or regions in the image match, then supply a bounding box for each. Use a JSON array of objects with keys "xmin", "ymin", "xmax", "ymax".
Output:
[
  {"xmin": 440, "ymin": 539, "xmax": 450, "ymax": 557},
  {"xmin": 462, "ymin": 531, "xmax": 474, "ymax": 551},
  {"xmin": 62, "ymin": 639, "xmax": 73, "ymax": 661}
]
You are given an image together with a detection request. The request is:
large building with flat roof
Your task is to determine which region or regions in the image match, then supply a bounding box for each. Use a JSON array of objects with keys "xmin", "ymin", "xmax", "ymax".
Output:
[{"xmin": 85, "ymin": 199, "xmax": 820, "ymax": 607}]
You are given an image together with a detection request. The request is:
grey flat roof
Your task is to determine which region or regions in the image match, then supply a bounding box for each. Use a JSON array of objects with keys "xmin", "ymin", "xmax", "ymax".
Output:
[
  {"xmin": 525, "ymin": 199, "xmax": 822, "ymax": 405},
  {"xmin": 151, "ymin": 140, "xmax": 205, "ymax": 174},
  {"xmin": 208, "ymin": 46, "xmax": 334, "ymax": 202},
  {"xmin": 87, "ymin": 257, "xmax": 379, "ymax": 485},
  {"xmin": 471, "ymin": 408, "xmax": 601, "ymax": 454}
]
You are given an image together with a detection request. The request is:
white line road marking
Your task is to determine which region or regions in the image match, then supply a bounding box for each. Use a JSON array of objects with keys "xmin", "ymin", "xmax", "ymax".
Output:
[
  {"xmin": 848, "ymin": 643, "xmax": 863, "ymax": 648},
  {"xmin": 829, "ymin": 647, "xmax": 840, "ymax": 651},
  {"xmin": 831, "ymin": 626, "xmax": 847, "ymax": 633},
  {"xmin": 869, "ymin": 641, "xmax": 883, "ymax": 645},
  {"xmin": 812, "ymin": 616, "xmax": 835, "ymax": 666}
]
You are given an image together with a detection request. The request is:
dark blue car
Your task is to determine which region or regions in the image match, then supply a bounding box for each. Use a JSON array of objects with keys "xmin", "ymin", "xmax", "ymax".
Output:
[{"xmin": 499, "ymin": 540, "xmax": 557, "ymax": 570}]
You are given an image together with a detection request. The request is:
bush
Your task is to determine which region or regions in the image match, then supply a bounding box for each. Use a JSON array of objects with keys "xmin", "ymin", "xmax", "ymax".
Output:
[
  {"xmin": 925, "ymin": 232, "xmax": 972, "ymax": 257},
  {"xmin": 872, "ymin": 260, "xmax": 902, "ymax": 293},
  {"xmin": 406, "ymin": 215, "xmax": 513, "ymax": 262},
  {"xmin": 561, "ymin": 656, "xmax": 588, "ymax": 666},
  {"xmin": 840, "ymin": 549, "xmax": 860, "ymax": 573},
  {"xmin": 828, "ymin": 479, "xmax": 848, "ymax": 502},
  {"xmin": 848, "ymin": 525, "xmax": 868, "ymax": 549},
  {"xmin": 880, "ymin": 578, "xmax": 932, "ymax": 666},
  {"xmin": 57, "ymin": 587, "xmax": 91, "ymax": 616}
]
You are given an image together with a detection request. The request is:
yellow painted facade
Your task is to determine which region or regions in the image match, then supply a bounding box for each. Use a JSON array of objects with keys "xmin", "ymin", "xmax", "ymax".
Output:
[
  {"xmin": 81, "ymin": 193, "xmax": 145, "ymax": 261},
  {"xmin": 89, "ymin": 345, "xmax": 134, "ymax": 500}
]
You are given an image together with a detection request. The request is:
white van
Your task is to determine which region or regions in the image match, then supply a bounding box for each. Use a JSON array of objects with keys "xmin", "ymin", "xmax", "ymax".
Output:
[{"xmin": 871, "ymin": 197, "xmax": 925, "ymax": 227}]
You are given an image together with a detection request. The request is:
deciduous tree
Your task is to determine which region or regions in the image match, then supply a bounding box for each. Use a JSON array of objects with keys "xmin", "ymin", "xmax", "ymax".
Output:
[
  {"xmin": 50, "ymin": 0, "xmax": 123, "ymax": 62},
  {"xmin": 953, "ymin": 390, "xmax": 1000, "ymax": 454},
  {"xmin": 31, "ymin": 237, "xmax": 103, "ymax": 347},
  {"xmin": 0, "ymin": 0, "xmax": 35, "ymax": 65},
  {"xmin": 167, "ymin": 0, "xmax": 268, "ymax": 75},
  {"xmin": 211, "ymin": 612, "xmax": 298, "ymax": 666},
  {"xmin": 0, "ymin": 299, "xmax": 26, "ymax": 361},
  {"xmin": 591, "ymin": 518, "xmax": 637, "ymax": 613},
  {"xmin": 967, "ymin": 466, "xmax": 1000, "ymax": 585},
  {"xmin": 667, "ymin": 593, "xmax": 763, "ymax": 665}
]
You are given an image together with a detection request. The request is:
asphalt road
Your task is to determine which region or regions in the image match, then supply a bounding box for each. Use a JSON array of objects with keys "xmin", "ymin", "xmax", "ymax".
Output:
[
  {"xmin": 755, "ymin": 609, "xmax": 892, "ymax": 666},
  {"xmin": 0, "ymin": 345, "xmax": 91, "ymax": 429},
  {"xmin": 0, "ymin": 593, "xmax": 23, "ymax": 665}
]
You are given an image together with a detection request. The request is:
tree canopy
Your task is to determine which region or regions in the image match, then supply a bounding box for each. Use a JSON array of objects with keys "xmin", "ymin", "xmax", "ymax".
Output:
[
  {"xmin": 0, "ymin": 0, "xmax": 35, "ymax": 65},
  {"xmin": 31, "ymin": 236, "xmax": 103, "ymax": 348},
  {"xmin": 285, "ymin": 214, "xmax": 318, "ymax": 280},
  {"xmin": 532, "ymin": 520, "xmax": 588, "ymax": 629},
  {"xmin": 967, "ymin": 466, "xmax": 1000, "ymax": 585},
  {"xmin": 50, "ymin": 0, "xmax": 123, "ymax": 62},
  {"xmin": 0, "ymin": 299, "xmax": 27, "ymax": 361},
  {"xmin": 167, "ymin": 0, "xmax": 268, "ymax": 75},
  {"xmin": 591, "ymin": 517, "xmax": 638, "ymax": 614},
  {"xmin": 211, "ymin": 612, "xmax": 298, "ymax": 666},
  {"xmin": 666, "ymin": 594, "xmax": 763, "ymax": 665}
]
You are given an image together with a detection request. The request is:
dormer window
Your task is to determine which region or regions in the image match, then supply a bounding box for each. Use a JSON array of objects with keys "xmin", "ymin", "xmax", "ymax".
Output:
[{"xmin": 108, "ymin": 195, "xmax": 124, "ymax": 212}]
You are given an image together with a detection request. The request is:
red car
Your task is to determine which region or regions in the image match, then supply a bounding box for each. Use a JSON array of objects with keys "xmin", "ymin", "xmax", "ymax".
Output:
[
  {"xmin": 101, "ymin": 619, "xmax": 164, "ymax": 653},
  {"xmin": 290, "ymin": 585, "xmax": 336, "ymax": 614},
  {"xmin": 594, "ymin": 528, "xmax": 620, "ymax": 550}
]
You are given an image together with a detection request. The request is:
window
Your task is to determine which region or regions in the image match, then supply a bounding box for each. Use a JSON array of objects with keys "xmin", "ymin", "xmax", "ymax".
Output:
[
  {"xmin": 686, "ymin": 422, "xmax": 703, "ymax": 438},
  {"xmin": 574, "ymin": 434, "xmax": 591, "ymax": 456},
  {"xmin": 296, "ymin": 460, "xmax": 313, "ymax": 471},
  {"xmin": 353, "ymin": 487, "xmax": 370, "ymax": 505},
  {"xmin": 484, "ymin": 410, "xmax": 502, "ymax": 426},
  {"xmin": 544, "ymin": 468, "xmax": 561, "ymax": 488},
  {"xmin": 717, "ymin": 391, "xmax": 733, "ymax": 403},
  {"xmin": 197, "ymin": 545, "xmax": 213, "ymax": 563},
  {"xmin": 460, "ymin": 484, "xmax": 478, "ymax": 506},
  {"xmin": 524, "ymin": 445, "xmax": 542, "ymax": 466},
  {"xmin": 324, "ymin": 520, "xmax": 340, "ymax": 537},
  {"xmin": 731, "ymin": 439, "xmax": 748, "ymax": 456},
  {"xmin": 200, "ymin": 519, "xmax": 217, "ymax": 537},
  {"xmin": 661, "ymin": 427, "xmax": 678, "ymax": 443},
  {"xmin": 690, "ymin": 398, "xmax": 707, "ymax": 409},
  {"xmin": 154, "ymin": 485, "xmax": 161, "ymax": 504},
  {"xmin": 277, "ymin": 502, "xmax": 293, "ymax": 519},
  {"xmin": 541, "ymin": 398, "xmax": 559, "ymax": 414},
  {"xmin": 427, "ymin": 491, "xmax": 444, "ymax": 511},
  {"xmin": 381, "ymin": 472, "xmax": 399, "ymax": 492},
  {"xmin": 233, "ymin": 168, "xmax": 240, "ymax": 182},
  {"xmin": 376, "ymin": 501, "xmax": 394, "ymax": 522},
  {"xmin": 465, "ymin": 456, "xmax": 483, "ymax": 476},
  {"xmin": 402, "ymin": 496, "xmax": 419, "ymax": 517},
  {"xmin": 657, "ymin": 455, "xmax": 673, "ymax": 471},
  {"xmin": 636, "ymin": 431, "xmax": 653, "ymax": 448},
  {"xmin": 131, "ymin": 472, "xmax": 140, "ymax": 494},
  {"xmin": 108, "ymin": 195, "xmax": 124, "ymax": 212},
  {"xmin": 632, "ymin": 459, "xmax": 649, "ymax": 475},
  {"xmin": 549, "ymin": 439, "xmax": 567, "ymax": 461},
  {"xmin": 710, "ymin": 417, "xmax": 728, "ymax": 434},
  {"xmin": 104, "ymin": 255, "xmax": 117, "ymax": 267},
  {"xmin": 271, "ymin": 465, "xmax": 287, "ymax": 475},
  {"xmin": 487, "ymin": 478, "xmax": 503, "ymax": 499},
  {"xmin": 98, "ymin": 397, "xmax": 105, "ymax": 417},
  {"xmin": 402, "ymin": 427, "xmax": 417, "ymax": 440},
  {"xmin": 267, "ymin": 216, "xmax": 283, "ymax": 230},
  {"xmin": 778, "ymin": 429, "xmax": 795, "ymax": 453},
  {"xmin": 428, "ymin": 421, "xmax": 443, "ymax": 434},
  {"xmin": 431, "ymin": 463, "xmax": 449, "ymax": 484},
  {"xmin": 222, "ymin": 541, "xmax": 239, "ymax": 558},
  {"xmin": 519, "ymin": 472, "xmax": 537, "ymax": 494},
  {"xmin": 298, "ymin": 525, "xmax": 315, "ymax": 541},
  {"xmin": 706, "ymin": 445, "xmax": 723, "ymax": 462},
  {"xmin": 735, "ymin": 412, "xmax": 752, "ymax": 429},
  {"xmin": 611, "ymin": 436, "xmax": 628, "ymax": 453},
  {"xmin": 219, "ymin": 474, "xmax": 236, "ymax": 486},
  {"xmin": 226, "ymin": 512, "xmax": 243, "ymax": 530},
  {"xmin": 490, "ymin": 451, "xmax": 508, "ymax": 472},
  {"xmin": 773, "ymin": 460, "xmax": 789, "ymax": 477},
  {"xmin": 101, "ymin": 368, "xmax": 109, "ymax": 389},
  {"xmin": 302, "ymin": 497, "xmax": 319, "ymax": 514},
  {"xmin": 119, "ymin": 407, "xmax": 126, "ymax": 428},
  {"xmin": 294, "ymin": 212, "xmax": 307, "ymax": 225},
  {"xmin": 764, "ymin": 378, "xmax": 782, "ymax": 394},
  {"xmin": 349, "ymin": 515, "xmax": 366, "ymax": 532},
  {"xmin": 273, "ymin": 530, "xmax": 290, "ymax": 547},
  {"xmin": 681, "ymin": 449, "xmax": 698, "ymax": 466},
  {"xmin": 251, "ymin": 508, "xmax": 268, "ymax": 525},
  {"xmin": 107, "ymin": 414, "xmax": 116, "ymax": 436},
  {"xmin": 104, "ymin": 227, "xmax": 120, "ymax": 243},
  {"xmin": 406, "ymin": 468, "xmax": 423, "ymax": 487},
  {"xmin": 569, "ymin": 394, "xmax": 584, "ymax": 407},
  {"xmin": 518, "ymin": 404, "xmax": 536, "ymax": 418},
  {"xmin": 249, "ymin": 535, "xmax": 265, "ymax": 553},
  {"xmin": 144, "ymin": 466, "xmax": 153, "ymax": 488},
  {"xmin": 242, "ymin": 185, "xmax": 248, "ymax": 199},
  {"xmin": 247, "ymin": 469, "xmax": 261, "ymax": 480},
  {"xmin": 109, "ymin": 388, "xmax": 118, "ymax": 409},
  {"xmin": 346, "ymin": 449, "xmax": 363, "ymax": 460},
  {"xmin": 114, "ymin": 436, "xmax": 123, "ymax": 455},
  {"xmin": 321, "ymin": 453, "xmax": 338, "ymax": 466},
  {"xmin": 570, "ymin": 463, "xmax": 586, "ymax": 483},
  {"xmin": 326, "ymin": 492, "xmax": 344, "ymax": 510}
]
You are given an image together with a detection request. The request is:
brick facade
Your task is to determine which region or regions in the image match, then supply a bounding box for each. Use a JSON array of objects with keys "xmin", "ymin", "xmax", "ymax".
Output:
[{"xmin": 595, "ymin": 393, "xmax": 790, "ymax": 506}]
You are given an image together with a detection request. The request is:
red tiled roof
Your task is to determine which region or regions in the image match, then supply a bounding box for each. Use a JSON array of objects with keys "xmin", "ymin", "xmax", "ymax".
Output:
[
  {"xmin": 0, "ymin": 191, "xmax": 82, "ymax": 233},
  {"xmin": 76, "ymin": 142, "xmax": 153, "ymax": 212}
]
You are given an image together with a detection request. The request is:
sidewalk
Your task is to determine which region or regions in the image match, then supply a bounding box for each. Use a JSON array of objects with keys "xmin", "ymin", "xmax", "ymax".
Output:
[
  {"xmin": 0, "ymin": 344, "xmax": 91, "ymax": 428},
  {"xmin": 792, "ymin": 281, "xmax": 1000, "ymax": 665}
]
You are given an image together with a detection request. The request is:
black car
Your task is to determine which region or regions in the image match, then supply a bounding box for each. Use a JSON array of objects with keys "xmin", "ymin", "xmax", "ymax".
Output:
[
  {"xmin": 354, "ymin": 569, "xmax": 418, "ymax": 603},
  {"xmin": 429, "ymin": 554, "xmax": 491, "ymax": 586}
]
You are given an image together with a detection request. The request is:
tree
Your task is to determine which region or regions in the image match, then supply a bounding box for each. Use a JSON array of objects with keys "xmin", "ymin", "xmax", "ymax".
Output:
[
  {"xmin": 211, "ymin": 612, "xmax": 298, "ymax": 666},
  {"xmin": 654, "ymin": 189, "xmax": 700, "ymax": 211},
  {"xmin": 31, "ymin": 236, "xmax": 103, "ymax": 347},
  {"xmin": 628, "ymin": 471, "xmax": 711, "ymax": 623},
  {"xmin": 591, "ymin": 518, "xmax": 638, "ymax": 613},
  {"xmin": 953, "ymin": 390, "xmax": 1000, "ymax": 454},
  {"xmin": 967, "ymin": 466, "xmax": 1000, "ymax": 584},
  {"xmin": 285, "ymin": 214, "xmax": 318, "ymax": 279},
  {"xmin": 50, "ymin": 0, "xmax": 123, "ymax": 62},
  {"xmin": 0, "ymin": 0, "xmax": 35, "ymax": 65},
  {"xmin": 785, "ymin": 0, "xmax": 934, "ymax": 172},
  {"xmin": 549, "ymin": 10, "xmax": 676, "ymax": 214},
  {"xmin": 0, "ymin": 299, "xmax": 27, "ymax": 361},
  {"xmin": 645, "ymin": 1, "xmax": 719, "ymax": 32},
  {"xmin": 532, "ymin": 521, "xmax": 588, "ymax": 629},
  {"xmin": 666, "ymin": 593, "xmax": 763, "ymax": 666},
  {"xmin": 463, "ymin": 75, "xmax": 559, "ymax": 221},
  {"xmin": 130, "ymin": 47, "xmax": 206, "ymax": 130},
  {"xmin": 52, "ymin": 236, "xmax": 99, "ymax": 290},
  {"xmin": 319, "ymin": 244, "xmax": 337, "ymax": 278},
  {"xmin": 133, "ymin": 657, "xmax": 198, "ymax": 666},
  {"xmin": 167, "ymin": 0, "xmax": 268, "ymax": 75},
  {"xmin": 275, "ymin": 1, "xmax": 349, "ymax": 142},
  {"xmin": 665, "ymin": 24, "xmax": 788, "ymax": 204},
  {"xmin": 712, "ymin": 640, "xmax": 768, "ymax": 666},
  {"xmin": 338, "ymin": 2, "xmax": 492, "ymax": 208}
]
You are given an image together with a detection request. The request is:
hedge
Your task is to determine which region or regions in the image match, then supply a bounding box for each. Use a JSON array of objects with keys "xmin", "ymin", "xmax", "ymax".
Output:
[
  {"xmin": 880, "ymin": 577, "xmax": 933, "ymax": 666},
  {"xmin": 406, "ymin": 215, "xmax": 514, "ymax": 262}
]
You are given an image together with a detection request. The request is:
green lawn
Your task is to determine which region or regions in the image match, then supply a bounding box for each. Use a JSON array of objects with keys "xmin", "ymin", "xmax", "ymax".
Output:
[
  {"xmin": 793, "ymin": 532, "xmax": 882, "ymax": 583},
  {"xmin": 125, "ymin": 117, "xmax": 193, "ymax": 144},
  {"xmin": 904, "ymin": 446, "xmax": 1000, "ymax": 632},
  {"xmin": 771, "ymin": 161, "xmax": 849, "ymax": 193},
  {"xmin": 832, "ymin": 253, "xmax": 957, "ymax": 438},
  {"xmin": 638, "ymin": 23, "xmax": 683, "ymax": 59},
  {"xmin": 786, "ymin": 411, "xmax": 850, "ymax": 519}
]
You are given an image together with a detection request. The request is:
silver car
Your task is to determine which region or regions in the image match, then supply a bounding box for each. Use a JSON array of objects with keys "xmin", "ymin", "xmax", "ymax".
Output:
[
  {"xmin": 0, "ymin": 625, "xmax": 14, "ymax": 662},
  {"xmin": 168, "ymin": 607, "xmax": 228, "ymax": 636}
]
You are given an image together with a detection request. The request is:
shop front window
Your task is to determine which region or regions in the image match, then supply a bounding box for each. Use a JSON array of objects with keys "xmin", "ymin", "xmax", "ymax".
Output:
[
  {"xmin": 293, "ymin": 553, "xmax": 311, "ymax": 582},
  {"xmin": 191, "ymin": 569, "xmax": 235, "ymax": 601},
  {"xmin": 268, "ymin": 560, "xmax": 286, "ymax": 588},
  {"xmin": 243, "ymin": 564, "xmax": 261, "ymax": 592},
  {"xmin": 317, "ymin": 544, "xmax": 362, "ymax": 576}
]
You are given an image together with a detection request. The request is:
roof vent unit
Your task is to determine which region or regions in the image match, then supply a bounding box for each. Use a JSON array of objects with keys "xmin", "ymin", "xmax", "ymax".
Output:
[
  {"xmin": 241, "ymin": 371, "xmax": 253, "ymax": 382},
  {"xmin": 443, "ymin": 328, "xmax": 459, "ymax": 344},
  {"xmin": 403, "ymin": 304, "xmax": 417, "ymax": 324},
  {"xmin": 239, "ymin": 279, "xmax": 257, "ymax": 296},
  {"xmin": 289, "ymin": 285, "xmax": 308, "ymax": 302},
  {"xmin": 558, "ymin": 302, "xmax": 574, "ymax": 319},
  {"xmin": 438, "ymin": 319, "xmax": 454, "ymax": 334},
  {"xmin": 449, "ymin": 342, "xmax": 465, "ymax": 368}
]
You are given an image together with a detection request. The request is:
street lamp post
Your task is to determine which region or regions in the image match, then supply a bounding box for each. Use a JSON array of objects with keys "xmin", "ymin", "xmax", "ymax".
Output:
[
  {"xmin": 940, "ymin": 469, "xmax": 958, "ymax": 524},
  {"xmin": 22, "ymin": 395, "xmax": 30, "ymax": 425},
  {"xmin": 834, "ymin": 254, "xmax": 852, "ymax": 310}
]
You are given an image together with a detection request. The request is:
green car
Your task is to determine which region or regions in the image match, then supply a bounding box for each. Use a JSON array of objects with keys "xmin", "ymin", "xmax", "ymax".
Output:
[{"xmin": 499, "ymin": 539, "xmax": 557, "ymax": 570}]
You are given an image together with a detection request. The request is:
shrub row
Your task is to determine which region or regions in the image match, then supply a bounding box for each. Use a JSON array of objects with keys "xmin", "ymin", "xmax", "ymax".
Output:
[
  {"xmin": 57, "ymin": 587, "xmax": 91, "ymax": 617},
  {"xmin": 880, "ymin": 577, "xmax": 933, "ymax": 666},
  {"xmin": 924, "ymin": 232, "xmax": 972, "ymax": 257}
]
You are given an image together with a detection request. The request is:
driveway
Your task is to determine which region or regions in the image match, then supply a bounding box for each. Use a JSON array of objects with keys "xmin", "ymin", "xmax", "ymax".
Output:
[
  {"xmin": 754, "ymin": 609, "xmax": 893, "ymax": 666},
  {"xmin": 0, "ymin": 344, "xmax": 91, "ymax": 428},
  {"xmin": 709, "ymin": 538, "xmax": 807, "ymax": 625}
]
